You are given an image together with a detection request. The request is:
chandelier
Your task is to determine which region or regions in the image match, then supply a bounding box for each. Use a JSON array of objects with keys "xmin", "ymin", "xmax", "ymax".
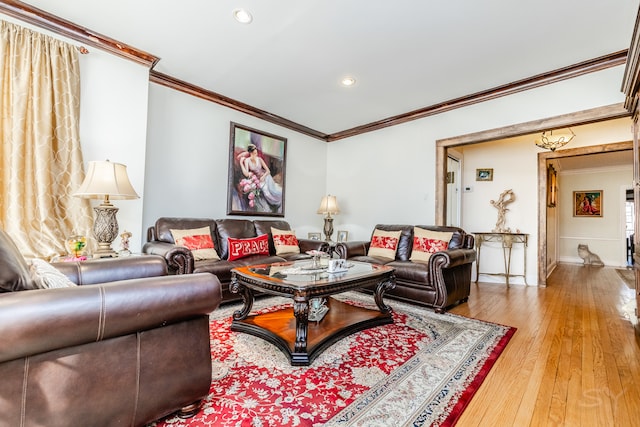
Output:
[{"xmin": 534, "ymin": 128, "xmax": 575, "ymax": 151}]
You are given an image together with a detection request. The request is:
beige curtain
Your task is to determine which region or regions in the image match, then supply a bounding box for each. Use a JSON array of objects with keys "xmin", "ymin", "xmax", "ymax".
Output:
[{"xmin": 0, "ymin": 21, "xmax": 93, "ymax": 259}]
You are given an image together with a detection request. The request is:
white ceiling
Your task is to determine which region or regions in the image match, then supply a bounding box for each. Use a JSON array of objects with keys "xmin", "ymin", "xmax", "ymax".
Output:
[
  {"xmin": 556, "ymin": 150, "xmax": 633, "ymax": 171},
  {"xmin": 18, "ymin": 0, "xmax": 640, "ymax": 135}
]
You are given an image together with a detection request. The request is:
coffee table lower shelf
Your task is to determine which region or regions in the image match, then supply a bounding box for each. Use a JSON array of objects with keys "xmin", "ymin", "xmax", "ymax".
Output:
[{"xmin": 231, "ymin": 297, "xmax": 393, "ymax": 366}]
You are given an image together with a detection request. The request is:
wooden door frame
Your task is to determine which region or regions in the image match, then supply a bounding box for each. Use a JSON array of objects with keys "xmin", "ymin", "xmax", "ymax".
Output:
[{"xmin": 435, "ymin": 103, "xmax": 630, "ymax": 285}]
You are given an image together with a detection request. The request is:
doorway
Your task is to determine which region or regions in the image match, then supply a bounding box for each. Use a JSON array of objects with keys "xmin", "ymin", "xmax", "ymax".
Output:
[
  {"xmin": 434, "ymin": 104, "xmax": 631, "ymax": 285},
  {"xmin": 626, "ymin": 188, "xmax": 635, "ymax": 266},
  {"xmin": 446, "ymin": 155, "xmax": 461, "ymax": 227}
]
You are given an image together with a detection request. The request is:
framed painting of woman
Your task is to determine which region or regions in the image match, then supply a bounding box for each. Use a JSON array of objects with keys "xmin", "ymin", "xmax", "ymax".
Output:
[
  {"xmin": 227, "ymin": 122, "xmax": 287, "ymax": 216},
  {"xmin": 573, "ymin": 190, "xmax": 602, "ymax": 217}
]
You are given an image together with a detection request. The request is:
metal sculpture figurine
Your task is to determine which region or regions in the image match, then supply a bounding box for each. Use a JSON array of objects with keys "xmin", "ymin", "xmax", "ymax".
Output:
[{"xmin": 490, "ymin": 189, "xmax": 516, "ymax": 233}]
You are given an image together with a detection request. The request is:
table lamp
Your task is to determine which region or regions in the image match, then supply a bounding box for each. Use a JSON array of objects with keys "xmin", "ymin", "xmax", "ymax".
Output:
[
  {"xmin": 317, "ymin": 195, "xmax": 340, "ymax": 242},
  {"xmin": 74, "ymin": 160, "xmax": 139, "ymax": 258}
]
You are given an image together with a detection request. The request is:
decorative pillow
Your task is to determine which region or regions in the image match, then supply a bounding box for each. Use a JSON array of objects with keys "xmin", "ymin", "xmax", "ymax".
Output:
[
  {"xmin": 29, "ymin": 259, "xmax": 77, "ymax": 289},
  {"xmin": 228, "ymin": 234, "xmax": 270, "ymax": 261},
  {"xmin": 170, "ymin": 226, "xmax": 220, "ymax": 261},
  {"xmin": 368, "ymin": 229, "xmax": 402, "ymax": 260},
  {"xmin": 271, "ymin": 227, "xmax": 300, "ymax": 255},
  {"xmin": 410, "ymin": 228, "xmax": 454, "ymax": 263}
]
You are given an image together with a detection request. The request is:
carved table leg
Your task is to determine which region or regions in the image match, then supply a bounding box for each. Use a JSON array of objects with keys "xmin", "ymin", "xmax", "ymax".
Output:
[
  {"xmin": 374, "ymin": 273, "xmax": 396, "ymax": 314},
  {"xmin": 292, "ymin": 298, "xmax": 310, "ymax": 354},
  {"xmin": 230, "ymin": 274, "xmax": 254, "ymax": 321}
]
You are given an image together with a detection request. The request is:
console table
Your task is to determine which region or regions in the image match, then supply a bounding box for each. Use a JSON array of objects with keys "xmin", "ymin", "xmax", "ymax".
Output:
[{"xmin": 474, "ymin": 232, "xmax": 528, "ymax": 286}]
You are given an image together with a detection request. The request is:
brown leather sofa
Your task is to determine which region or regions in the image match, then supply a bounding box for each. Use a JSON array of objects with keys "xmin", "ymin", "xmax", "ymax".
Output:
[
  {"xmin": 0, "ymin": 229, "xmax": 222, "ymax": 427},
  {"xmin": 143, "ymin": 217, "xmax": 329, "ymax": 302},
  {"xmin": 335, "ymin": 224, "xmax": 476, "ymax": 313}
]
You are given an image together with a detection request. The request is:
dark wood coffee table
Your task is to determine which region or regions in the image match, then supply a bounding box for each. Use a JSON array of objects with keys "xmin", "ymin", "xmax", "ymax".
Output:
[{"xmin": 229, "ymin": 260, "xmax": 396, "ymax": 366}]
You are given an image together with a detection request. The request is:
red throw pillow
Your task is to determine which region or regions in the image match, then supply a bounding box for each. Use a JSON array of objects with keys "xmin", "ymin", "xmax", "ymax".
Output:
[
  {"xmin": 273, "ymin": 234, "xmax": 298, "ymax": 246},
  {"xmin": 271, "ymin": 227, "xmax": 301, "ymax": 255},
  {"xmin": 170, "ymin": 226, "xmax": 220, "ymax": 261},
  {"xmin": 367, "ymin": 229, "xmax": 402, "ymax": 259},
  {"xmin": 410, "ymin": 227, "xmax": 452, "ymax": 263},
  {"xmin": 414, "ymin": 237, "xmax": 448, "ymax": 253},
  {"xmin": 227, "ymin": 234, "xmax": 270, "ymax": 261}
]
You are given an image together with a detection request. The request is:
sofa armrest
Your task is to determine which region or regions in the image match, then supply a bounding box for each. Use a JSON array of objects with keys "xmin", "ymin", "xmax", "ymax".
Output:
[
  {"xmin": 0, "ymin": 273, "xmax": 222, "ymax": 363},
  {"xmin": 297, "ymin": 238, "xmax": 329, "ymax": 253},
  {"xmin": 142, "ymin": 241, "xmax": 195, "ymax": 274},
  {"xmin": 335, "ymin": 241, "xmax": 370, "ymax": 259},
  {"xmin": 429, "ymin": 248, "xmax": 477, "ymax": 270},
  {"xmin": 52, "ymin": 255, "xmax": 168, "ymax": 285}
]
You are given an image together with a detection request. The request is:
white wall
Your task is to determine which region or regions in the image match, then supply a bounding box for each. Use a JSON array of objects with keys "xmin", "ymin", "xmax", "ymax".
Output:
[
  {"xmin": 327, "ymin": 66, "xmax": 630, "ymax": 286},
  {"xmin": 558, "ymin": 166, "xmax": 633, "ymax": 266},
  {"xmin": 78, "ymin": 51, "xmax": 149, "ymax": 253},
  {"xmin": 142, "ymin": 84, "xmax": 329, "ymax": 240}
]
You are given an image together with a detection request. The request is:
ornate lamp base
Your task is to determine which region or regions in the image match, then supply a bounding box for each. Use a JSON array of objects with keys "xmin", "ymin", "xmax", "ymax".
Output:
[
  {"xmin": 92, "ymin": 204, "xmax": 119, "ymax": 258},
  {"xmin": 323, "ymin": 217, "xmax": 334, "ymax": 242}
]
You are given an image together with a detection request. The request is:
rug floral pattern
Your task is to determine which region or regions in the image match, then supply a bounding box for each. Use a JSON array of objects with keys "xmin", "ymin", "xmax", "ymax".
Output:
[{"xmin": 150, "ymin": 293, "xmax": 515, "ymax": 427}]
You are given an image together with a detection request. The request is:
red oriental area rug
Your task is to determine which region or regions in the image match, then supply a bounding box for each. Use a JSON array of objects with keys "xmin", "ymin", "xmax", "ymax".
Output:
[{"xmin": 150, "ymin": 292, "xmax": 515, "ymax": 427}]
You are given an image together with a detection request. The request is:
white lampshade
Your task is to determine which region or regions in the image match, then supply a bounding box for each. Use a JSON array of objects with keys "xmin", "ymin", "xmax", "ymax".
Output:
[
  {"xmin": 317, "ymin": 195, "xmax": 340, "ymax": 215},
  {"xmin": 74, "ymin": 160, "xmax": 139, "ymax": 201}
]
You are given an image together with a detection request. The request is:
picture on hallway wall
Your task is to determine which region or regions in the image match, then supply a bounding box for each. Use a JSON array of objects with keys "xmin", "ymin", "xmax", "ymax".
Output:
[
  {"xmin": 547, "ymin": 164, "xmax": 557, "ymax": 208},
  {"xmin": 573, "ymin": 190, "xmax": 602, "ymax": 217},
  {"xmin": 227, "ymin": 122, "xmax": 287, "ymax": 217},
  {"xmin": 476, "ymin": 168, "xmax": 493, "ymax": 181}
]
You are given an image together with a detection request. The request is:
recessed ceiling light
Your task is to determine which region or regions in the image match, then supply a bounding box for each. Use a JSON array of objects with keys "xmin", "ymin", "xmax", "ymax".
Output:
[
  {"xmin": 233, "ymin": 8, "xmax": 253, "ymax": 24},
  {"xmin": 341, "ymin": 76, "xmax": 356, "ymax": 87}
]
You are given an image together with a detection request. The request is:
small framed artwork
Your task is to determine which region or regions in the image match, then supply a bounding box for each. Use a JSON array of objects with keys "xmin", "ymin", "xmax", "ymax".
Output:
[
  {"xmin": 308, "ymin": 232, "xmax": 321, "ymax": 240},
  {"xmin": 476, "ymin": 168, "xmax": 493, "ymax": 181},
  {"xmin": 573, "ymin": 190, "xmax": 602, "ymax": 217},
  {"xmin": 227, "ymin": 122, "xmax": 287, "ymax": 217},
  {"xmin": 547, "ymin": 165, "xmax": 557, "ymax": 208},
  {"xmin": 337, "ymin": 230, "xmax": 349, "ymax": 242}
]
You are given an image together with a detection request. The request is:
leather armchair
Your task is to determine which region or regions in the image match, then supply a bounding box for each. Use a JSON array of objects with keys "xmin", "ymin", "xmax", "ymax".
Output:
[{"xmin": 0, "ymin": 229, "xmax": 222, "ymax": 427}]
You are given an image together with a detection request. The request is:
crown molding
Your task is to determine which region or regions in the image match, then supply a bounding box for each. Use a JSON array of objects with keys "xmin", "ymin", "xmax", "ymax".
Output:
[
  {"xmin": 149, "ymin": 71, "xmax": 328, "ymax": 141},
  {"xmin": 0, "ymin": 0, "xmax": 159, "ymax": 68},
  {"xmin": 328, "ymin": 50, "xmax": 628, "ymax": 142},
  {"xmin": 0, "ymin": 1, "xmax": 628, "ymax": 141}
]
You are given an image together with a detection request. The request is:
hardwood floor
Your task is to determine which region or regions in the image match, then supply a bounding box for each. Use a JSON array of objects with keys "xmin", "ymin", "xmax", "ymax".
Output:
[{"xmin": 449, "ymin": 263, "xmax": 640, "ymax": 427}]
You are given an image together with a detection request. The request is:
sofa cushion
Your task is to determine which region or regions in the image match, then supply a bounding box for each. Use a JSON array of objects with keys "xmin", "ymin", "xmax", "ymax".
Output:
[
  {"xmin": 368, "ymin": 229, "xmax": 402, "ymax": 260},
  {"xmin": 215, "ymin": 219, "xmax": 257, "ymax": 260},
  {"xmin": 170, "ymin": 226, "xmax": 220, "ymax": 261},
  {"xmin": 29, "ymin": 258, "xmax": 77, "ymax": 288},
  {"xmin": 194, "ymin": 255, "xmax": 286, "ymax": 283},
  {"xmin": 271, "ymin": 227, "xmax": 300, "ymax": 255},
  {"xmin": 0, "ymin": 230, "xmax": 37, "ymax": 292},
  {"xmin": 410, "ymin": 228, "xmax": 453, "ymax": 263},
  {"xmin": 386, "ymin": 260, "xmax": 431, "ymax": 286},
  {"xmin": 227, "ymin": 234, "xmax": 270, "ymax": 261}
]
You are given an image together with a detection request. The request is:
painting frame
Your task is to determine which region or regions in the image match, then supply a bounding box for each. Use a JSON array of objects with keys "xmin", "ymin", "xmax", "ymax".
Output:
[
  {"xmin": 573, "ymin": 190, "xmax": 603, "ymax": 217},
  {"xmin": 337, "ymin": 230, "xmax": 349, "ymax": 243},
  {"xmin": 476, "ymin": 168, "xmax": 493, "ymax": 181},
  {"xmin": 227, "ymin": 122, "xmax": 287, "ymax": 217},
  {"xmin": 308, "ymin": 232, "xmax": 321, "ymax": 241},
  {"xmin": 547, "ymin": 164, "xmax": 557, "ymax": 208}
]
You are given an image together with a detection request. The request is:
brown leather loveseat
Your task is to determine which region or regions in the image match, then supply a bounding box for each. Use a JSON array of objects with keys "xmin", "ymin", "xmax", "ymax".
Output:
[
  {"xmin": 0, "ymin": 229, "xmax": 222, "ymax": 427},
  {"xmin": 143, "ymin": 217, "xmax": 329, "ymax": 302},
  {"xmin": 335, "ymin": 224, "xmax": 476, "ymax": 313}
]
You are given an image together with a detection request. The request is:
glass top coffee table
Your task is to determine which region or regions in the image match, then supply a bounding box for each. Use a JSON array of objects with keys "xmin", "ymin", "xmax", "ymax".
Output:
[{"xmin": 230, "ymin": 260, "xmax": 396, "ymax": 366}]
